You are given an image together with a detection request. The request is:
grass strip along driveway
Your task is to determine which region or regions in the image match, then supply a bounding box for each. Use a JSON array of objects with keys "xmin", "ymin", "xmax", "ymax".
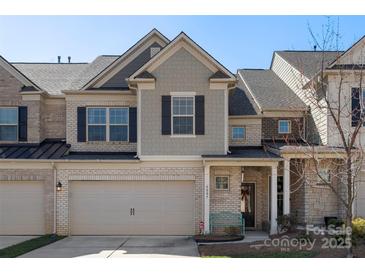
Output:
[{"xmin": 0, "ymin": 235, "xmax": 65, "ymax": 258}]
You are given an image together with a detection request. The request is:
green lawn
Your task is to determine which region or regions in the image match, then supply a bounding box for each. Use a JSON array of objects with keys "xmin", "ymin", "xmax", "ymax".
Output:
[
  {"xmin": 203, "ymin": 250, "xmax": 318, "ymax": 258},
  {"xmin": 0, "ymin": 234, "xmax": 66, "ymax": 258}
]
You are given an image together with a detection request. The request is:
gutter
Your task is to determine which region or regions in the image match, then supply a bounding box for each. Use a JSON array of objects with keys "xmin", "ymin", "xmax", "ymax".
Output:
[{"xmin": 0, "ymin": 158, "xmax": 141, "ymax": 163}]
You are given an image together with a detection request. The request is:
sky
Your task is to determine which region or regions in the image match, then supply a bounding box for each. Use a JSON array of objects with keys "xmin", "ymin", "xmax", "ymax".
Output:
[{"xmin": 0, "ymin": 16, "xmax": 364, "ymax": 72}]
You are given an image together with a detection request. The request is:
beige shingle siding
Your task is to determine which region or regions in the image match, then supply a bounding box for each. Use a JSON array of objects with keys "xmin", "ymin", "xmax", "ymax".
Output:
[
  {"xmin": 271, "ymin": 53, "xmax": 328, "ymax": 144},
  {"xmin": 140, "ymin": 48, "xmax": 226, "ymax": 156}
]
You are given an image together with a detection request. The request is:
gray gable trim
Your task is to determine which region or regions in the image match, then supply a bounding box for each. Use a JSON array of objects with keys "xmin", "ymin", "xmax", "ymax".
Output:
[
  {"xmin": 81, "ymin": 29, "xmax": 170, "ymax": 90},
  {"xmin": 209, "ymin": 70, "xmax": 229, "ymax": 79},
  {"xmin": 101, "ymin": 42, "xmax": 161, "ymax": 88},
  {"xmin": 130, "ymin": 32, "xmax": 236, "ymax": 81},
  {"xmin": 135, "ymin": 71, "xmax": 155, "ymax": 79}
]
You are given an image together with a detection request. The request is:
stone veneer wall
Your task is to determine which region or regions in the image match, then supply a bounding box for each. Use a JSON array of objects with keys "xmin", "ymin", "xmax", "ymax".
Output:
[
  {"xmin": 0, "ymin": 169, "xmax": 54, "ymax": 233},
  {"xmin": 56, "ymin": 166, "xmax": 203, "ymax": 235}
]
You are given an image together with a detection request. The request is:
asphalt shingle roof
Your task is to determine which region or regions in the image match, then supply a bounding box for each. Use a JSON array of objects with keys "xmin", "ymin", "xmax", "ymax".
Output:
[
  {"xmin": 275, "ymin": 51, "xmax": 342, "ymax": 79},
  {"xmin": 238, "ymin": 69, "xmax": 306, "ymax": 111},
  {"xmin": 11, "ymin": 55, "xmax": 119, "ymax": 95},
  {"xmin": 229, "ymin": 74, "xmax": 259, "ymax": 115},
  {"xmin": 202, "ymin": 146, "xmax": 281, "ymax": 159}
]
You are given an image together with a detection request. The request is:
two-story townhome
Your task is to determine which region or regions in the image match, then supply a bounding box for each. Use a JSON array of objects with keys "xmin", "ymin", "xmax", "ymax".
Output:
[{"xmin": 0, "ymin": 29, "xmax": 363, "ymax": 237}]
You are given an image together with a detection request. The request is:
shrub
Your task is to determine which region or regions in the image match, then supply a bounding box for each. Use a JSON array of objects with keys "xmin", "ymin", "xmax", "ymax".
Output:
[{"xmin": 352, "ymin": 218, "xmax": 365, "ymax": 239}]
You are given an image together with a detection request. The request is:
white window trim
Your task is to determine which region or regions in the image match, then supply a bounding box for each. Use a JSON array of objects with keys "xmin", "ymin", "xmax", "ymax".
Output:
[
  {"xmin": 171, "ymin": 94, "xmax": 195, "ymax": 136},
  {"xmin": 278, "ymin": 120, "xmax": 291, "ymax": 134},
  {"xmin": 86, "ymin": 107, "xmax": 129, "ymax": 142},
  {"xmin": 215, "ymin": 175, "xmax": 230, "ymax": 191},
  {"xmin": 231, "ymin": 126, "xmax": 246, "ymax": 141},
  {"xmin": 0, "ymin": 107, "xmax": 18, "ymax": 142}
]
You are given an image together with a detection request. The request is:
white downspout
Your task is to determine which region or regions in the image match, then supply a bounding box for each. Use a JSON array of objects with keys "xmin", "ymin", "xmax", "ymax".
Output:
[{"xmin": 52, "ymin": 162, "xmax": 57, "ymax": 235}]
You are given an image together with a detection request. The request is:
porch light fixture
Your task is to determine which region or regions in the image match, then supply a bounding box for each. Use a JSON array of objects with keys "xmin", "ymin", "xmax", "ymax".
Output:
[{"xmin": 56, "ymin": 182, "xmax": 63, "ymax": 192}]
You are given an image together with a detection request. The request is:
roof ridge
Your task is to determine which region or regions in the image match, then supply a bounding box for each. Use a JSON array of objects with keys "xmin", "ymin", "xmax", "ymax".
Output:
[
  {"xmin": 11, "ymin": 62, "xmax": 89, "ymax": 64},
  {"xmin": 239, "ymin": 68, "xmax": 267, "ymax": 71},
  {"xmin": 276, "ymin": 50, "xmax": 343, "ymax": 53}
]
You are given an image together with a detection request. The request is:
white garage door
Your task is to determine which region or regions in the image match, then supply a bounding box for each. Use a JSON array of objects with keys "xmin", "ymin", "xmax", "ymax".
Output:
[
  {"xmin": 0, "ymin": 181, "xmax": 45, "ymax": 235},
  {"xmin": 356, "ymin": 180, "xmax": 365, "ymax": 217},
  {"xmin": 70, "ymin": 181, "xmax": 194, "ymax": 235}
]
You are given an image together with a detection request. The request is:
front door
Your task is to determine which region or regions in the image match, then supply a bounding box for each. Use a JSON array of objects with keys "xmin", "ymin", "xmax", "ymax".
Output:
[{"xmin": 241, "ymin": 183, "xmax": 255, "ymax": 228}]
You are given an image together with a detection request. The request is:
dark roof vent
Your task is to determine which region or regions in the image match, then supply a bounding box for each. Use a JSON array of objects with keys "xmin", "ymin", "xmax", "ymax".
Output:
[
  {"xmin": 57, "ymin": 56, "xmax": 61, "ymax": 63},
  {"xmin": 68, "ymin": 56, "xmax": 71, "ymax": 63},
  {"xmin": 314, "ymin": 45, "xmax": 317, "ymax": 51}
]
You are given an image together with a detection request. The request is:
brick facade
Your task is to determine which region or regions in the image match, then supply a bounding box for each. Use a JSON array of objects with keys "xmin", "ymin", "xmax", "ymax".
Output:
[
  {"xmin": 229, "ymin": 118, "xmax": 262, "ymax": 146},
  {"xmin": 262, "ymin": 117, "xmax": 304, "ymax": 141},
  {"xmin": 0, "ymin": 66, "xmax": 42, "ymax": 143},
  {"xmin": 65, "ymin": 94, "xmax": 137, "ymax": 152},
  {"xmin": 210, "ymin": 166, "xmax": 270, "ymax": 230}
]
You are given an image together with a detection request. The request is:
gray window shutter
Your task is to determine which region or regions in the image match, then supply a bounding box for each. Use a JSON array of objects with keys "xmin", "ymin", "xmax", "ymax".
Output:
[
  {"xmin": 195, "ymin": 95, "xmax": 205, "ymax": 135},
  {"xmin": 77, "ymin": 107, "xmax": 86, "ymax": 142},
  {"xmin": 18, "ymin": 106, "xmax": 27, "ymax": 141},
  {"xmin": 352, "ymin": 88, "xmax": 361, "ymax": 127},
  {"xmin": 161, "ymin": 96, "xmax": 171, "ymax": 135},
  {"xmin": 129, "ymin": 107, "xmax": 137, "ymax": 142}
]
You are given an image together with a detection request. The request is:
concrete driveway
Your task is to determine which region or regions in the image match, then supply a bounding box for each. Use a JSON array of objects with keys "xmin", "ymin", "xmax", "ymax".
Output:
[
  {"xmin": 0, "ymin": 236, "xmax": 37, "ymax": 249},
  {"xmin": 21, "ymin": 236, "xmax": 199, "ymax": 258}
]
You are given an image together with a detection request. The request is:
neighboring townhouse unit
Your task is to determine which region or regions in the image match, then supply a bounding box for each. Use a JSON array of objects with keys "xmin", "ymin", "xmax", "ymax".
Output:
[{"xmin": 0, "ymin": 29, "xmax": 364, "ymax": 236}]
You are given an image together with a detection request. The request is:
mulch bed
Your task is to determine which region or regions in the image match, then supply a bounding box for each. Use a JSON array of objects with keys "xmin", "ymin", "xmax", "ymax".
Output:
[
  {"xmin": 198, "ymin": 232, "xmax": 365, "ymax": 258},
  {"xmin": 194, "ymin": 235, "xmax": 244, "ymax": 243}
]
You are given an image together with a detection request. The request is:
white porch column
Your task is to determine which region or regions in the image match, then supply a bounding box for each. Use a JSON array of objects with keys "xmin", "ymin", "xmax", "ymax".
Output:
[
  {"xmin": 283, "ymin": 158, "xmax": 291, "ymax": 215},
  {"xmin": 204, "ymin": 165, "xmax": 210, "ymax": 234},
  {"xmin": 270, "ymin": 163, "xmax": 278, "ymax": 235}
]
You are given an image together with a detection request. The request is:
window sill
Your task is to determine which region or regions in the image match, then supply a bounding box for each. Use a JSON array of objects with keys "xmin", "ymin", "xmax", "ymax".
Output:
[
  {"xmin": 86, "ymin": 141, "xmax": 130, "ymax": 144},
  {"xmin": 170, "ymin": 135, "xmax": 196, "ymax": 138}
]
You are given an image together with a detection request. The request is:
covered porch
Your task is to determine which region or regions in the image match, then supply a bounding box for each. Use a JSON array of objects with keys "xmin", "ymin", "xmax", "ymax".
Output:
[{"xmin": 202, "ymin": 147, "xmax": 290, "ymax": 235}]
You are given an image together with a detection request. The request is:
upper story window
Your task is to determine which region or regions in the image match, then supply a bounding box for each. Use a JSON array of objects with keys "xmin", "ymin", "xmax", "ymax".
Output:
[
  {"xmin": 87, "ymin": 107, "xmax": 128, "ymax": 142},
  {"xmin": 172, "ymin": 96, "xmax": 194, "ymax": 135},
  {"xmin": 0, "ymin": 107, "xmax": 18, "ymax": 141},
  {"xmin": 278, "ymin": 120, "xmax": 291, "ymax": 134},
  {"xmin": 232, "ymin": 126, "xmax": 245, "ymax": 140}
]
